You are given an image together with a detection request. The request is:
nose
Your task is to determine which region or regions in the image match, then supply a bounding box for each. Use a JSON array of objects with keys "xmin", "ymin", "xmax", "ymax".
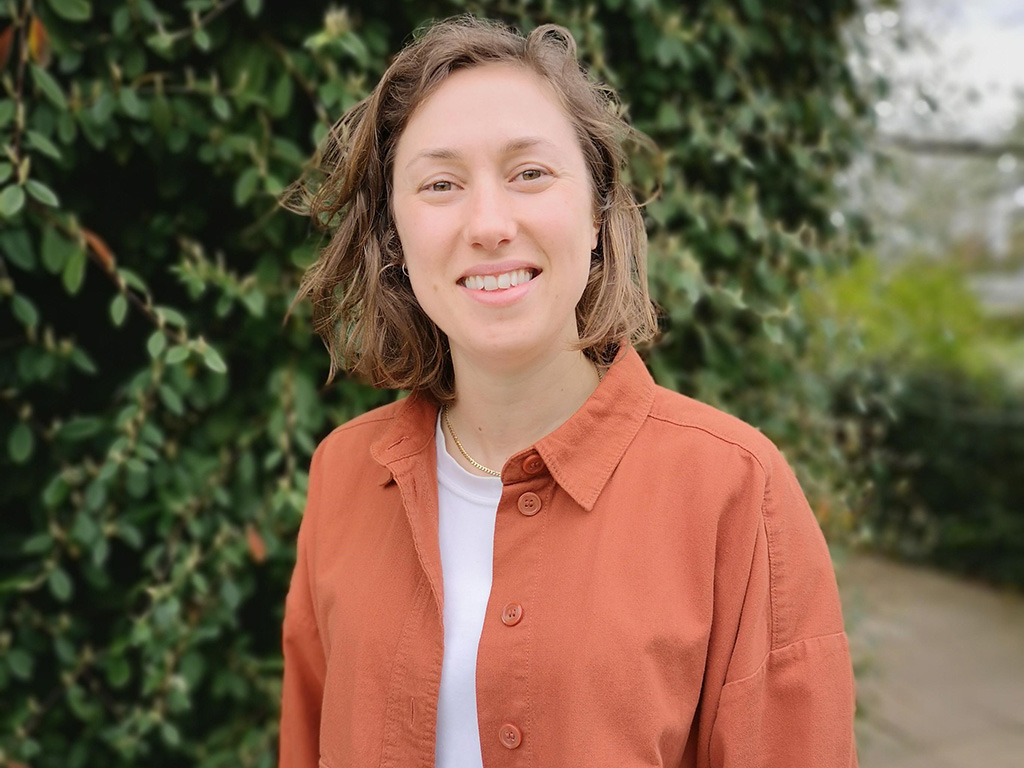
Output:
[{"xmin": 464, "ymin": 178, "xmax": 517, "ymax": 251}]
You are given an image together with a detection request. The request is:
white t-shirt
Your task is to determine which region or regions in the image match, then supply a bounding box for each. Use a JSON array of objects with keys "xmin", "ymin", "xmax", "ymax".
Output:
[{"xmin": 434, "ymin": 415, "xmax": 502, "ymax": 768}]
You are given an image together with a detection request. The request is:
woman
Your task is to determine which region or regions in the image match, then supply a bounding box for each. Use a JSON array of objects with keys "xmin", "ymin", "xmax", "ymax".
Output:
[{"xmin": 280, "ymin": 16, "xmax": 858, "ymax": 768}]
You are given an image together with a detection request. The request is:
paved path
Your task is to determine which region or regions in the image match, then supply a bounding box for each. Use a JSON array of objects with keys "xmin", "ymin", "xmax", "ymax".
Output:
[{"xmin": 836, "ymin": 550, "xmax": 1024, "ymax": 768}]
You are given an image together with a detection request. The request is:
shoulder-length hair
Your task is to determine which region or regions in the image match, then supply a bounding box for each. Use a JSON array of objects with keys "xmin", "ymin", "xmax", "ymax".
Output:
[{"xmin": 289, "ymin": 15, "xmax": 657, "ymax": 404}]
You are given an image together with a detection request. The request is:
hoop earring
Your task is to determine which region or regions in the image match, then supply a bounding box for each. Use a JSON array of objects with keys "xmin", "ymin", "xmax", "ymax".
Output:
[{"xmin": 401, "ymin": 263, "xmax": 409, "ymax": 277}]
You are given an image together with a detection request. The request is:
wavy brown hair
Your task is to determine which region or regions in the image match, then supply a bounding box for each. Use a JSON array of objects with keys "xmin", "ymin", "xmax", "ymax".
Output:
[{"xmin": 288, "ymin": 15, "xmax": 657, "ymax": 404}]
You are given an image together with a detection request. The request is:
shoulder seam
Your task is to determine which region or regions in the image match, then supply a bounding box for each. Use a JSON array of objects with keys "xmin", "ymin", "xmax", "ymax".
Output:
[
  {"xmin": 322, "ymin": 411, "xmax": 396, "ymax": 442},
  {"xmin": 645, "ymin": 412, "xmax": 771, "ymax": 479}
]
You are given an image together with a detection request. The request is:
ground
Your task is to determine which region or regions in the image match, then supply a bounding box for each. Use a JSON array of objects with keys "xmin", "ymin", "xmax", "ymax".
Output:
[{"xmin": 837, "ymin": 550, "xmax": 1024, "ymax": 767}]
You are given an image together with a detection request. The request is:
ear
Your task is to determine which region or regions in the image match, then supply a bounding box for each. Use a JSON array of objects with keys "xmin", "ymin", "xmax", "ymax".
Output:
[{"xmin": 591, "ymin": 217, "xmax": 601, "ymax": 251}]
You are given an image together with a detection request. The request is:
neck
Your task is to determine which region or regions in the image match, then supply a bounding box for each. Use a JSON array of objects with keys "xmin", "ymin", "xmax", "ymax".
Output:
[{"xmin": 442, "ymin": 347, "xmax": 601, "ymax": 476}]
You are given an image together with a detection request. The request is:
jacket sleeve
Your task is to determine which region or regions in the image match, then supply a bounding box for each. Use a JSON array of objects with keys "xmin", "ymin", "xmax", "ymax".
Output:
[
  {"xmin": 708, "ymin": 448, "xmax": 858, "ymax": 767},
  {"xmin": 279, "ymin": 447, "xmax": 327, "ymax": 767}
]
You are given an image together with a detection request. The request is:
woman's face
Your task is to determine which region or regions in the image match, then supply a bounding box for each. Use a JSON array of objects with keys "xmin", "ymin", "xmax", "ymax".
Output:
[{"xmin": 391, "ymin": 64, "xmax": 600, "ymax": 373}]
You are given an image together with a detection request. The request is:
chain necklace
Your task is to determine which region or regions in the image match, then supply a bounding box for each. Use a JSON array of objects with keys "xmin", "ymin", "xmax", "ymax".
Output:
[
  {"xmin": 442, "ymin": 404, "xmax": 501, "ymax": 477},
  {"xmin": 441, "ymin": 367, "xmax": 605, "ymax": 479}
]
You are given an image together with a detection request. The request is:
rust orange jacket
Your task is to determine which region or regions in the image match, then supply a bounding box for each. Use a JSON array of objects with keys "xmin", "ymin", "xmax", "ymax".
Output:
[{"xmin": 279, "ymin": 348, "xmax": 858, "ymax": 767}]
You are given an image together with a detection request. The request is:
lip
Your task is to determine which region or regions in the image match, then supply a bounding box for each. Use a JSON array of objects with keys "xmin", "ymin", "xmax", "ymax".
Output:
[
  {"xmin": 457, "ymin": 260, "xmax": 542, "ymax": 281},
  {"xmin": 459, "ymin": 271, "xmax": 538, "ymax": 307}
]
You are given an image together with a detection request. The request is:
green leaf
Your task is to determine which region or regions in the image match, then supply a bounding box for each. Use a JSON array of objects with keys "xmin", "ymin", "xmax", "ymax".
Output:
[
  {"xmin": 193, "ymin": 28, "xmax": 211, "ymax": 51},
  {"xmin": 59, "ymin": 416, "xmax": 103, "ymax": 441},
  {"xmin": 0, "ymin": 101, "xmax": 14, "ymax": 127},
  {"xmin": 211, "ymin": 95, "xmax": 230, "ymax": 121},
  {"xmin": 202, "ymin": 344, "xmax": 227, "ymax": 374},
  {"xmin": 11, "ymin": 294, "xmax": 39, "ymax": 328},
  {"xmin": 244, "ymin": 0, "xmax": 262, "ymax": 16},
  {"xmin": 48, "ymin": 0, "xmax": 93, "ymax": 22},
  {"xmin": 154, "ymin": 306, "xmax": 187, "ymax": 328},
  {"xmin": 112, "ymin": 6, "xmax": 131, "ymax": 36},
  {"xmin": 55, "ymin": 635, "xmax": 76, "ymax": 665},
  {"xmin": 0, "ymin": 185, "xmax": 26, "ymax": 217},
  {"xmin": 26, "ymin": 179, "xmax": 60, "ymax": 207},
  {"xmin": 84, "ymin": 480, "xmax": 106, "ymax": 511},
  {"xmin": 241, "ymin": 290, "xmax": 265, "ymax": 317},
  {"xmin": 119, "ymin": 88, "xmax": 149, "ymax": 120},
  {"xmin": 0, "ymin": 230, "xmax": 35, "ymax": 269},
  {"xmin": 118, "ymin": 267, "xmax": 147, "ymax": 293},
  {"xmin": 264, "ymin": 174, "xmax": 283, "ymax": 195},
  {"xmin": 763, "ymin": 319, "xmax": 785, "ymax": 344},
  {"xmin": 70, "ymin": 347, "xmax": 97, "ymax": 374},
  {"xmin": 91, "ymin": 90, "xmax": 116, "ymax": 124},
  {"xmin": 8, "ymin": 422, "xmax": 34, "ymax": 463},
  {"xmin": 31, "ymin": 65, "xmax": 68, "ymax": 110},
  {"xmin": 48, "ymin": 567, "xmax": 73, "ymax": 601},
  {"xmin": 269, "ymin": 72, "xmax": 293, "ymax": 118},
  {"xmin": 151, "ymin": 94, "xmax": 172, "ymax": 135},
  {"xmin": 0, "ymin": 163, "xmax": 14, "ymax": 183},
  {"xmin": 116, "ymin": 521, "xmax": 143, "ymax": 549},
  {"xmin": 158, "ymin": 384, "xmax": 184, "ymax": 414},
  {"xmin": 147, "ymin": 331, "xmax": 167, "ymax": 358},
  {"xmin": 160, "ymin": 722, "xmax": 181, "ymax": 748},
  {"xmin": 26, "ymin": 130, "xmax": 63, "ymax": 161},
  {"xmin": 7, "ymin": 648, "xmax": 33, "ymax": 680},
  {"xmin": 62, "ymin": 246, "xmax": 86, "ymax": 294},
  {"xmin": 22, "ymin": 532, "xmax": 54, "ymax": 554},
  {"xmin": 106, "ymin": 655, "xmax": 130, "ymax": 688},
  {"xmin": 220, "ymin": 578, "xmax": 241, "ymax": 610},
  {"xmin": 42, "ymin": 227, "xmax": 77, "ymax": 273},
  {"xmin": 110, "ymin": 293, "xmax": 128, "ymax": 325},
  {"xmin": 165, "ymin": 345, "xmax": 191, "ymax": 364},
  {"xmin": 234, "ymin": 167, "xmax": 260, "ymax": 206}
]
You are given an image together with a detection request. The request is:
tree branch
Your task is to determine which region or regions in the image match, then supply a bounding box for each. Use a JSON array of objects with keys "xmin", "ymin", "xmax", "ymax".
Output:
[{"xmin": 877, "ymin": 133, "xmax": 1024, "ymax": 158}]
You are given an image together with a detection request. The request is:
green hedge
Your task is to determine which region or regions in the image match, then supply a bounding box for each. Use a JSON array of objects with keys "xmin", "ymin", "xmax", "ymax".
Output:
[
  {"xmin": 814, "ymin": 257, "xmax": 1024, "ymax": 586},
  {"xmin": 1, "ymin": 0, "xmax": 866, "ymax": 764}
]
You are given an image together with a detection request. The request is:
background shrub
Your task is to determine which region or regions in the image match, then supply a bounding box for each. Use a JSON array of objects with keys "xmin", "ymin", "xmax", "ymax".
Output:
[
  {"xmin": 1, "ymin": 0, "xmax": 866, "ymax": 764},
  {"xmin": 814, "ymin": 256, "xmax": 1024, "ymax": 587}
]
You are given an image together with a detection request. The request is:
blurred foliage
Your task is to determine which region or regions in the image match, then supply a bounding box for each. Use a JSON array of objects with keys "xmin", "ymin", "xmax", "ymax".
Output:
[
  {"xmin": 811, "ymin": 255, "xmax": 1012, "ymax": 377},
  {"xmin": 810, "ymin": 256, "xmax": 1024, "ymax": 587},
  {"xmin": 0, "ymin": 0, "xmax": 868, "ymax": 765}
]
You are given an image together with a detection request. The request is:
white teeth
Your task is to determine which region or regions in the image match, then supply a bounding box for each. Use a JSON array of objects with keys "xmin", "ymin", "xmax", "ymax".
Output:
[{"xmin": 461, "ymin": 269, "xmax": 535, "ymax": 291}]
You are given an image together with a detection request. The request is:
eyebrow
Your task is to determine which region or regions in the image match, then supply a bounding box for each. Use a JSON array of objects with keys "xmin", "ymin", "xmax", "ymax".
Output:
[{"xmin": 407, "ymin": 136, "xmax": 560, "ymax": 166}]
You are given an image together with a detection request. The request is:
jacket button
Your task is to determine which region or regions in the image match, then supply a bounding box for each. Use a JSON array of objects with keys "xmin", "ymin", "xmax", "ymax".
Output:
[
  {"xmin": 501, "ymin": 602, "xmax": 523, "ymax": 626},
  {"xmin": 522, "ymin": 454, "xmax": 545, "ymax": 474},
  {"xmin": 498, "ymin": 723, "xmax": 522, "ymax": 749},
  {"xmin": 517, "ymin": 492, "xmax": 541, "ymax": 516}
]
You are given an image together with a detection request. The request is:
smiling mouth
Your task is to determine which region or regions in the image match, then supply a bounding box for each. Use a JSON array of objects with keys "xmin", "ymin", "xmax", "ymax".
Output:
[{"xmin": 459, "ymin": 268, "xmax": 538, "ymax": 291}]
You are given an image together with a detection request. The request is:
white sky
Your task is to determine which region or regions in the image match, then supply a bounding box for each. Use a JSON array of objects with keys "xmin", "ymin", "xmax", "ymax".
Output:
[{"xmin": 866, "ymin": 0, "xmax": 1024, "ymax": 138}]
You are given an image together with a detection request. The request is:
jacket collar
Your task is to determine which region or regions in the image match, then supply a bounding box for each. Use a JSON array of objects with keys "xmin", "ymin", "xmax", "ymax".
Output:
[{"xmin": 370, "ymin": 346, "xmax": 656, "ymax": 511}]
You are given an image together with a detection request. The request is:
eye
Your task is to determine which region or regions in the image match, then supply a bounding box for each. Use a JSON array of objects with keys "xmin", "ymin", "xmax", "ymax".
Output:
[
  {"xmin": 428, "ymin": 180, "xmax": 454, "ymax": 192},
  {"xmin": 518, "ymin": 168, "xmax": 546, "ymax": 182}
]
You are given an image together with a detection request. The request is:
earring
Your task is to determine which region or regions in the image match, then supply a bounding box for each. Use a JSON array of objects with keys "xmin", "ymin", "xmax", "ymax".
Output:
[{"xmin": 401, "ymin": 263, "xmax": 409, "ymax": 277}]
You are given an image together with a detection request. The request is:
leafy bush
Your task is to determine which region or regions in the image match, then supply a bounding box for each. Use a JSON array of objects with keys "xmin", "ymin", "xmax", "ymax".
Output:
[
  {"xmin": 0, "ymin": 0, "xmax": 866, "ymax": 764},
  {"xmin": 812, "ymin": 256, "xmax": 1024, "ymax": 586}
]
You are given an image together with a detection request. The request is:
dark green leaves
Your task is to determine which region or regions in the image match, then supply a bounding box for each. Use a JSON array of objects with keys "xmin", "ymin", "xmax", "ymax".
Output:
[
  {"xmin": 8, "ymin": 422, "xmax": 34, "ymax": 463},
  {"xmin": 48, "ymin": 0, "xmax": 93, "ymax": 22},
  {"xmin": 31, "ymin": 65, "xmax": 68, "ymax": 110},
  {"xmin": 0, "ymin": 185, "xmax": 26, "ymax": 217}
]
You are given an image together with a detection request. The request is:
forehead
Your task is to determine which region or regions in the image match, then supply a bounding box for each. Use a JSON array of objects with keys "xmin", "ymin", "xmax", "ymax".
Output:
[{"xmin": 394, "ymin": 64, "xmax": 581, "ymax": 161}]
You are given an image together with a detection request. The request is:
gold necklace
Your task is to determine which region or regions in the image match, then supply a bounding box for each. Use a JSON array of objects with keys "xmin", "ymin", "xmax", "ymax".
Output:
[
  {"xmin": 441, "ymin": 366, "xmax": 605, "ymax": 478},
  {"xmin": 442, "ymin": 404, "xmax": 501, "ymax": 477}
]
